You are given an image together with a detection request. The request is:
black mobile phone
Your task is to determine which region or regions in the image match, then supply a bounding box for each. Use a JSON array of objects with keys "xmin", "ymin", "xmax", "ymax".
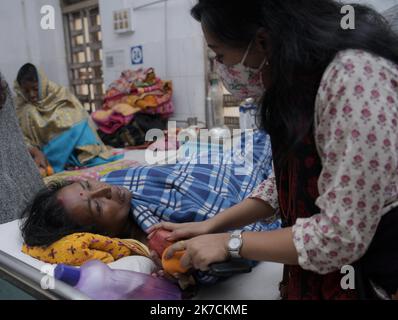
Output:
[{"xmin": 209, "ymin": 259, "xmax": 253, "ymax": 277}]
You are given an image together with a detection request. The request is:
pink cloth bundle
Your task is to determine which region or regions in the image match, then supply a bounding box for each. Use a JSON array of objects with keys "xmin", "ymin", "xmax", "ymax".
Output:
[{"xmin": 94, "ymin": 113, "xmax": 135, "ymax": 135}]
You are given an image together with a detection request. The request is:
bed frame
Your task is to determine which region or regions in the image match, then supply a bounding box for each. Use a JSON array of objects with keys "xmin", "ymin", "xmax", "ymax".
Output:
[{"xmin": 0, "ymin": 250, "xmax": 89, "ymax": 300}]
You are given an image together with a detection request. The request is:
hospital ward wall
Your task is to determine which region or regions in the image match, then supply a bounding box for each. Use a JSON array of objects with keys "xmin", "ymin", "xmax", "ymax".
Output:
[
  {"xmin": 0, "ymin": 0, "xmax": 69, "ymax": 90},
  {"xmin": 99, "ymin": 0, "xmax": 207, "ymax": 125}
]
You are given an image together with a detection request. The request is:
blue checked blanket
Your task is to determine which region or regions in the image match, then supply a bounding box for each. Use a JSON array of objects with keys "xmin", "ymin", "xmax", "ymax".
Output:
[{"xmin": 102, "ymin": 131, "xmax": 280, "ymax": 233}]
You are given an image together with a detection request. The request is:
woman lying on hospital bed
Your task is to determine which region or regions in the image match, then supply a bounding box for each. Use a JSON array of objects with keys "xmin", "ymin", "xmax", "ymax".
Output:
[{"xmin": 20, "ymin": 131, "xmax": 280, "ymax": 286}]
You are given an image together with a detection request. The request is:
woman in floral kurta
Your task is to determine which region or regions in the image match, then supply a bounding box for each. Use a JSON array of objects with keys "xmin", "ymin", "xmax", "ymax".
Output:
[
  {"xmin": 149, "ymin": 0, "xmax": 398, "ymax": 299},
  {"xmin": 251, "ymin": 49, "xmax": 398, "ymax": 275}
]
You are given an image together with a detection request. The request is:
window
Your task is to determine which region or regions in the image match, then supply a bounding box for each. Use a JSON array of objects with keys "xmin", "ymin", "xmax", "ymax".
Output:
[{"xmin": 62, "ymin": 0, "xmax": 104, "ymax": 113}]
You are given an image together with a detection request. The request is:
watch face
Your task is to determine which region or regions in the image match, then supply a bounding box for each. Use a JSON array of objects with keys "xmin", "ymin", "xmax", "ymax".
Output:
[{"xmin": 229, "ymin": 238, "xmax": 241, "ymax": 250}]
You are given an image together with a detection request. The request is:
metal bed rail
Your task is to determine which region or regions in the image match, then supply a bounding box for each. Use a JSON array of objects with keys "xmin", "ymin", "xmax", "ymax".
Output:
[{"xmin": 0, "ymin": 250, "xmax": 90, "ymax": 300}]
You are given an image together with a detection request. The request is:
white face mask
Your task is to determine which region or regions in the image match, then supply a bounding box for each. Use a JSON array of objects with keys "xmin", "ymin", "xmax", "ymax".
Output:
[{"xmin": 215, "ymin": 42, "xmax": 268, "ymax": 101}]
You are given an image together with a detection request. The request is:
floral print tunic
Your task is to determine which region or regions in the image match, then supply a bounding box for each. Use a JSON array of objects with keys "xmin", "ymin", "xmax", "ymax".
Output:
[{"xmin": 251, "ymin": 49, "xmax": 398, "ymax": 274}]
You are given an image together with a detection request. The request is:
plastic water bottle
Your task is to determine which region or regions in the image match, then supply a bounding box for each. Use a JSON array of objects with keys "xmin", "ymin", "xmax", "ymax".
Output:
[
  {"xmin": 54, "ymin": 260, "xmax": 181, "ymax": 300},
  {"xmin": 205, "ymin": 96, "xmax": 215, "ymax": 129},
  {"xmin": 239, "ymin": 98, "xmax": 258, "ymax": 130},
  {"xmin": 207, "ymin": 73, "xmax": 225, "ymax": 127}
]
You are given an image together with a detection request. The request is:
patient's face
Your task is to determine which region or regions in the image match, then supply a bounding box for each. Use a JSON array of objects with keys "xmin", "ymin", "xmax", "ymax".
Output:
[{"xmin": 57, "ymin": 179, "xmax": 133, "ymax": 237}]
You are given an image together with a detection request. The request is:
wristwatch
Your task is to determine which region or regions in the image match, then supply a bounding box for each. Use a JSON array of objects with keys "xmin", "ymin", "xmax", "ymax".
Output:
[{"xmin": 227, "ymin": 230, "xmax": 244, "ymax": 259}]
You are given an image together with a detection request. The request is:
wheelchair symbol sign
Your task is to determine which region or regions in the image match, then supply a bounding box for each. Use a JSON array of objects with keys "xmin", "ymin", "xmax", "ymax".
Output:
[{"xmin": 131, "ymin": 46, "xmax": 143, "ymax": 65}]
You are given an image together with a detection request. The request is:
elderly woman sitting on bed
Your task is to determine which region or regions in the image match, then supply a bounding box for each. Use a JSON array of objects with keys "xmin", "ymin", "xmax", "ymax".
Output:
[
  {"xmin": 14, "ymin": 63, "xmax": 121, "ymax": 175},
  {"xmin": 21, "ymin": 131, "xmax": 279, "ymax": 283}
]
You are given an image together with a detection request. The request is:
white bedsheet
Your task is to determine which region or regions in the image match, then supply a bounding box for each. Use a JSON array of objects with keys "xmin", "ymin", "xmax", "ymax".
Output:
[{"xmin": 195, "ymin": 262, "xmax": 282, "ymax": 300}]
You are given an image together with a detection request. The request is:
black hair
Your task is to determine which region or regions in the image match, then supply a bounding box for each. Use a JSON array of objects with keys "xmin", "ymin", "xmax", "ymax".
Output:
[
  {"xmin": 20, "ymin": 181, "xmax": 101, "ymax": 247},
  {"xmin": 191, "ymin": 0, "xmax": 398, "ymax": 166},
  {"xmin": 17, "ymin": 63, "xmax": 38, "ymax": 86},
  {"xmin": 359, "ymin": 206, "xmax": 398, "ymax": 297}
]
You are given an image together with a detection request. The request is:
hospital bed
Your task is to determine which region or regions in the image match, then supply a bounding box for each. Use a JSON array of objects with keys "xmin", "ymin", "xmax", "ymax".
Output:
[{"xmin": 0, "ymin": 147, "xmax": 283, "ymax": 300}]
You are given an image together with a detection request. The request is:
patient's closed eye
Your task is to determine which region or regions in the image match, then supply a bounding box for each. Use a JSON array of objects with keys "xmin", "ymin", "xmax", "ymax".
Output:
[
  {"xmin": 95, "ymin": 200, "xmax": 102, "ymax": 217},
  {"xmin": 80, "ymin": 181, "xmax": 102, "ymax": 216},
  {"xmin": 86, "ymin": 182, "xmax": 103, "ymax": 216}
]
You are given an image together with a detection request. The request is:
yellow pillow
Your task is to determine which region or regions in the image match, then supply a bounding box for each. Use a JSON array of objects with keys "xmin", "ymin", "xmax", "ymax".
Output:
[{"xmin": 22, "ymin": 233, "xmax": 150, "ymax": 266}]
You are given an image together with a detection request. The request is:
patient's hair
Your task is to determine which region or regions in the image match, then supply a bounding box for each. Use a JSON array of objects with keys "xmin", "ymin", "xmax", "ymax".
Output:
[
  {"xmin": 21, "ymin": 181, "xmax": 101, "ymax": 247},
  {"xmin": 17, "ymin": 63, "xmax": 38, "ymax": 85}
]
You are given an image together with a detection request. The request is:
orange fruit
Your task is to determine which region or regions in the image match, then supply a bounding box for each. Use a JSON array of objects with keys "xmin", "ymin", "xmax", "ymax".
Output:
[
  {"xmin": 161, "ymin": 248, "xmax": 189, "ymax": 275},
  {"xmin": 46, "ymin": 166, "xmax": 54, "ymax": 176}
]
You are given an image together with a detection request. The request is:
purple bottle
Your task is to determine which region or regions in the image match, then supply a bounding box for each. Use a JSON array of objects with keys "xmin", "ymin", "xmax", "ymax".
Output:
[{"xmin": 54, "ymin": 260, "xmax": 181, "ymax": 300}]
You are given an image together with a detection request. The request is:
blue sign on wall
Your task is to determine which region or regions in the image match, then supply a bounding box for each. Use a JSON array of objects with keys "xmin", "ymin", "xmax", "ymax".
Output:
[{"xmin": 131, "ymin": 45, "xmax": 143, "ymax": 65}]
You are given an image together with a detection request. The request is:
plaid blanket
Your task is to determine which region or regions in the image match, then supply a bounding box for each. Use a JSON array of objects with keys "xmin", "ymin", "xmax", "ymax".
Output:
[{"xmin": 101, "ymin": 131, "xmax": 279, "ymax": 233}]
